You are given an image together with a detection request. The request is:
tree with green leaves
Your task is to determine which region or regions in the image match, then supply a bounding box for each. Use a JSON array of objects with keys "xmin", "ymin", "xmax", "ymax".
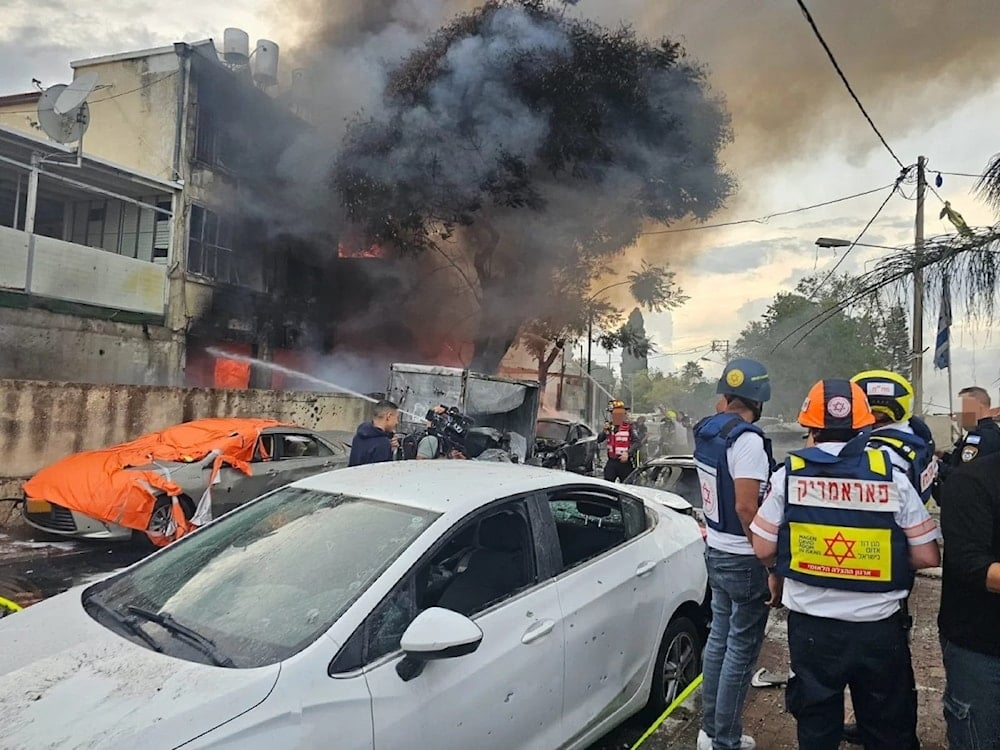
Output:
[
  {"xmin": 680, "ymin": 360, "xmax": 705, "ymax": 388},
  {"xmin": 520, "ymin": 262, "xmax": 683, "ymax": 403},
  {"xmin": 333, "ymin": 0, "xmax": 733, "ymax": 372},
  {"xmin": 734, "ymin": 274, "xmax": 905, "ymax": 418}
]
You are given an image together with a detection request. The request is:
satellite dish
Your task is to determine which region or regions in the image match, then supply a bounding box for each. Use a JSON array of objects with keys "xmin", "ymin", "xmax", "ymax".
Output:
[
  {"xmin": 37, "ymin": 84, "xmax": 90, "ymax": 144},
  {"xmin": 54, "ymin": 72, "xmax": 98, "ymax": 115}
]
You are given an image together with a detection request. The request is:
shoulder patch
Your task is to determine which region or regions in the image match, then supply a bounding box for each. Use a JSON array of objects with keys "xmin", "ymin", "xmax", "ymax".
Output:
[
  {"xmin": 966, "ymin": 434, "xmax": 982, "ymax": 445},
  {"xmin": 962, "ymin": 446, "xmax": 980, "ymax": 462}
]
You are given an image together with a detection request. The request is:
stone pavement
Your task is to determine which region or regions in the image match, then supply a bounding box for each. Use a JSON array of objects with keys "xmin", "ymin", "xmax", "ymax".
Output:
[{"xmin": 593, "ymin": 573, "xmax": 946, "ymax": 749}]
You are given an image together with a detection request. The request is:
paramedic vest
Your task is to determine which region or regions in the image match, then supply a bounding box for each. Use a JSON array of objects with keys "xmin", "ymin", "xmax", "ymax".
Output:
[
  {"xmin": 776, "ymin": 439, "xmax": 913, "ymax": 594},
  {"xmin": 607, "ymin": 422, "xmax": 632, "ymax": 459},
  {"xmin": 868, "ymin": 421, "xmax": 936, "ymax": 505},
  {"xmin": 693, "ymin": 413, "xmax": 773, "ymax": 538}
]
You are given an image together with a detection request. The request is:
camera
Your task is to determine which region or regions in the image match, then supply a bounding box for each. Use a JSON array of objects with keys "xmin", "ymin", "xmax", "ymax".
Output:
[{"xmin": 426, "ymin": 406, "xmax": 475, "ymax": 455}]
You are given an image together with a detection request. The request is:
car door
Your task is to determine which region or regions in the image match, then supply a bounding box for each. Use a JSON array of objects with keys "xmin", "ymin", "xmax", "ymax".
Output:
[
  {"xmin": 564, "ymin": 425, "xmax": 585, "ymax": 469},
  {"xmin": 253, "ymin": 433, "xmax": 342, "ymax": 494},
  {"xmin": 576, "ymin": 424, "xmax": 597, "ymax": 468},
  {"xmin": 545, "ymin": 488, "xmax": 666, "ymax": 742},
  {"xmin": 353, "ymin": 498, "xmax": 566, "ymax": 750}
]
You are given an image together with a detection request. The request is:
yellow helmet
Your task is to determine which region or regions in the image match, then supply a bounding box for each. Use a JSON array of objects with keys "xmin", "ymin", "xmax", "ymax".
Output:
[{"xmin": 850, "ymin": 369, "xmax": 915, "ymax": 423}]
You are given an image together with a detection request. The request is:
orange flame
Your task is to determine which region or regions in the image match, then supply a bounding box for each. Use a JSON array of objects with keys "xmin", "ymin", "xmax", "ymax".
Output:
[{"xmin": 337, "ymin": 243, "xmax": 385, "ymax": 259}]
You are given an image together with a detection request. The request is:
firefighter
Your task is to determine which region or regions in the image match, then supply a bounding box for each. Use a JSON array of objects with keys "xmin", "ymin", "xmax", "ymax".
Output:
[
  {"xmin": 750, "ymin": 379, "xmax": 941, "ymax": 750},
  {"xmin": 597, "ymin": 400, "xmax": 638, "ymax": 483},
  {"xmin": 694, "ymin": 358, "xmax": 774, "ymax": 750}
]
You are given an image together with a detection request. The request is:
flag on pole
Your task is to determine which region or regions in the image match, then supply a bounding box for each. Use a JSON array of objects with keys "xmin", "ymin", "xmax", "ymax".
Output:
[{"xmin": 934, "ymin": 274, "xmax": 952, "ymax": 370}]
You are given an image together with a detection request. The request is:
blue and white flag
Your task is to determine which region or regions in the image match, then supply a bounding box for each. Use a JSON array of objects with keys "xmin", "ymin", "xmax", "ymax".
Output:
[{"xmin": 934, "ymin": 275, "xmax": 952, "ymax": 370}]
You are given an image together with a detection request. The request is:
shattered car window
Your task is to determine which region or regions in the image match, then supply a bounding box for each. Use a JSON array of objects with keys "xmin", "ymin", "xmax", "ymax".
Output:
[
  {"xmin": 536, "ymin": 421, "xmax": 571, "ymax": 442},
  {"xmin": 82, "ymin": 488, "xmax": 437, "ymax": 669}
]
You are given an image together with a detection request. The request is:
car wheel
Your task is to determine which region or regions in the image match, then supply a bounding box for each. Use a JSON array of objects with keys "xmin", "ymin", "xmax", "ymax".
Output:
[
  {"xmin": 584, "ymin": 454, "xmax": 595, "ymax": 474},
  {"xmin": 147, "ymin": 494, "xmax": 195, "ymax": 537},
  {"xmin": 643, "ymin": 616, "xmax": 701, "ymax": 720},
  {"xmin": 557, "ymin": 455, "xmax": 569, "ymax": 471}
]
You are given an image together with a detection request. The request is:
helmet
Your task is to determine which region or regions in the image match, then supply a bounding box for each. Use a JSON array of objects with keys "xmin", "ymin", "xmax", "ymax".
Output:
[
  {"xmin": 798, "ymin": 379, "xmax": 875, "ymax": 430},
  {"xmin": 665, "ymin": 409, "xmax": 678, "ymax": 420},
  {"xmin": 610, "ymin": 400, "xmax": 627, "ymax": 411},
  {"xmin": 717, "ymin": 358, "xmax": 771, "ymax": 403},
  {"xmin": 850, "ymin": 370, "xmax": 914, "ymax": 423}
]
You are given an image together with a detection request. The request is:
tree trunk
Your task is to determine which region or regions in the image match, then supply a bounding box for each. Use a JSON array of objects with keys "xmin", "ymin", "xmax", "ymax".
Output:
[
  {"xmin": 469, "ymin": 325, "xmax": 520, "ymax": 373},
  {"xmin": 535, "ymin": 343, "xmax": 563, "ymax": 407}
]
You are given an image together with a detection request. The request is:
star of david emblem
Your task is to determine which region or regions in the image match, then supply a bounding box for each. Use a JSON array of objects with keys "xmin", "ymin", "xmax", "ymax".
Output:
[{"xmin": 822, "ymin": 531, "xmax": 857, "ymax": 565}]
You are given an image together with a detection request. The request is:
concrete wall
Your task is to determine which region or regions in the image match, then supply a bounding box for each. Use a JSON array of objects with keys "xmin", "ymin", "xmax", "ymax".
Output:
[
  {"xmin": 0, "ymin": 379, "xmax": 372, "ymax": 505},
  {"xmin": 0, "ymin": 307, "xmax": 183, "ymax": 387}
]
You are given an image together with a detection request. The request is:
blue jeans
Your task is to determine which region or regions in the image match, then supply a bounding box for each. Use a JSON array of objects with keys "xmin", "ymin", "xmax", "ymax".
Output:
[
  {"xmin": 701, "ymin": 548, "xmax": 770, "ymax": 750},
  {"xmin": 942, "ymin": 638, "xmax": 1000, "ymax": 750}
]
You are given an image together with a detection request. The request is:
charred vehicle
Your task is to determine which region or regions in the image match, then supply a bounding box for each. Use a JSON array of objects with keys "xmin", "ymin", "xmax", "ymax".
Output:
[
  {"xmin": 22, "ymin": 419, "xmax": 347, "ymax": 545},
  {"xmin": 532, "ymin": 418, "xmax": 599, "ymax": 473},
  {"xmin": 386, "ymin": 364, "xmax": 540, "ymax": 464}
]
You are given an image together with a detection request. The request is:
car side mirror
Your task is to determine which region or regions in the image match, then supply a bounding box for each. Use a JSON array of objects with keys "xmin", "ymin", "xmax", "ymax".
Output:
[{"xmin": 395, "ymin": 607, "xmax": 483, "ymax": 682}]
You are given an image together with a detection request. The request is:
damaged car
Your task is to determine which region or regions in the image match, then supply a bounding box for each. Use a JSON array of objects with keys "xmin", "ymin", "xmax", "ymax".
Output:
[
  {"xmin": 0, "ymin": 461, "xmax": 707, "ymax": 750},
  {"xmin": 22, "ymin": 418, "xmax": 347, "ymax": 545},
  {"xmin": 532, "ymin": 417, "xmax": 599, "ymax": 473}
]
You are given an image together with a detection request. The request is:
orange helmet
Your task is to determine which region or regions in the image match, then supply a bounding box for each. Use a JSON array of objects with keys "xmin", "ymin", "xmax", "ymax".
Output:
[{"xmin": 798, "ymin": 379, "xmax": 875, "ymax": 431}]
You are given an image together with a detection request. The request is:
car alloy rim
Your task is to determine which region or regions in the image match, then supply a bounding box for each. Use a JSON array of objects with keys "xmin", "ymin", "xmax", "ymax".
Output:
[
  {"xmin": 661, "ymin": 631, "xmax": 698, "ymax": 703},
  {"xmin": 148, "ymin": 505, "xmax": 172, "ymax": 535}
]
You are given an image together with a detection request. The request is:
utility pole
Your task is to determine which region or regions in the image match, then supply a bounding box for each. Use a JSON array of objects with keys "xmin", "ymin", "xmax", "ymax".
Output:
[
  {"xmin": 711, "ymin": 339, "xmax": 730, "ymax": 361},
  {"xmin": 586, "ymin": 315, "xmax": 593, "ymax": 425},
  {"xmin": 912, "ymin": 156, "xmax": 926, "ymax": 414}
]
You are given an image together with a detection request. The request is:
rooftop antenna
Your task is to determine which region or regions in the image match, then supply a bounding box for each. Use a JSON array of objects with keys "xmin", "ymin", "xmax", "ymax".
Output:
[{"xmin": 35, "ymin": 72, "xmax": 98, "ymax": 167}]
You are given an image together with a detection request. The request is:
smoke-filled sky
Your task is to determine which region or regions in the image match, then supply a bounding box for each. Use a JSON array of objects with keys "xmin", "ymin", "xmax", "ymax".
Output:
[{"xmin": 5, "ymin": 0, "xmax": 1000, "ymax": 412}]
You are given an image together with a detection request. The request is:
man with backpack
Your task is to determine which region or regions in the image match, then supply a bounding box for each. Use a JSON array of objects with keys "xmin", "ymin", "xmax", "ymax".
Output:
[
  {"xmin": 851, "ymin": 370, "xmax": 937, "ymax": 506},
  {"xmin": 845, "ymin": 369, "xmax": 934, "ymax": 748}
]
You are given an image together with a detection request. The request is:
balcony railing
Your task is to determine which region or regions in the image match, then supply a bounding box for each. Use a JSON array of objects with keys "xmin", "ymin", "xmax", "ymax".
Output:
[{"xmin": 0, "ymin": 224, "xmax": 166, "ymax": 316}]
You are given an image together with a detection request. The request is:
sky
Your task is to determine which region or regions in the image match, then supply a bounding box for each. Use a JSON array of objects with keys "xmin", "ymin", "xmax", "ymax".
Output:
[{"xmin": 4, "ymin": 0, "xmax": 1000, "ymax": 416}]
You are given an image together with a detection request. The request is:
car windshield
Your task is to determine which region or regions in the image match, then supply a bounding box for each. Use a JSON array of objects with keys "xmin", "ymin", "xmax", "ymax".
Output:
[
  {"xmin": 536, "ymin": 421, "xmax": 570, "ymax": 442},
  {"xmin": 632, "ymin": 464, "xmax": 703, "ymax": 509},
  {"xmin": 82, "ymin": 487, "xmax": 437, "ymax": 668}
]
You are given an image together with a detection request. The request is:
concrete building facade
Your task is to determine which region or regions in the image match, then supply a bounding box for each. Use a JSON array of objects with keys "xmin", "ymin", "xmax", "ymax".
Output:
[{"xmin": 0, "ymin": 39, "xmax": 314, "ymax": 388}]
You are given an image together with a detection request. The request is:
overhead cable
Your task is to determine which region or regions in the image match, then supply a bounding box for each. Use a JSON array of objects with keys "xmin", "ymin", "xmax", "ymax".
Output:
[
  {"xmin": 639, "ymin": 183, "xmax": 894, "ymax": 237},
  {"xmin": 795, "ymin": 0, "xmax": 906, "ymax": 170}
]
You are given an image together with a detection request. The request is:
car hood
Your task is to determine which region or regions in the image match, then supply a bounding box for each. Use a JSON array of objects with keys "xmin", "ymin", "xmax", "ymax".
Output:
[
  {"xmin": 627, "ymin": 485, "xmax": 694, "ymax": 513},
  {"xmin": 0, "ymin": 587, "xmax": 280, "ymax": 750}
]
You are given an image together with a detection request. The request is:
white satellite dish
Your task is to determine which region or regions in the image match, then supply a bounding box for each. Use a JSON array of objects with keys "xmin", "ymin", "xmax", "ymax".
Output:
[
  {"xmin": 37, "ymin": 84, "xmax": 90, "ymax": 144},
  {"xmin": 53, "ymin": 72, "xmax": 98, "ymax": 115}
]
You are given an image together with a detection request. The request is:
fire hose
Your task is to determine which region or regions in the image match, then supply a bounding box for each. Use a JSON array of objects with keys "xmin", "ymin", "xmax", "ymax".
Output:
[{"xmin": 629, "ymin": 672, "xmax": 703, "ymax": 750}]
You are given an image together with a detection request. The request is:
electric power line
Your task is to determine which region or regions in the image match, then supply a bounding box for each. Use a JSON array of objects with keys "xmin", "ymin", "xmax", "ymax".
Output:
[
  {"xmin": 0, "ymin": 72, "xmax": 179, "ymax": 116},
  {"xmin": 795, "ymin": 0, "xmax": 905, "ymax": 170},
  {"xmin": 803, "ymin": 179, "xmax": 902, "ymax": 306},
  {"xmin": 639, "ymin": 182, "xmax": 894, "ymax": 237}
]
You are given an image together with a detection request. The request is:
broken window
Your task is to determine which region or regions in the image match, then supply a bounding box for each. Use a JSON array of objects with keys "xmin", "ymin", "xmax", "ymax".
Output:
[
  {"xmin": 337, "ymin": 502, "xmax": 538, "ymax": 669},
  {"xmin": 187, "ymin": 204, "xmax": 239, "ymax": 284},
  {"xmin": 546, "ymin": 491, "xmax": 646, "ymax": 570}
]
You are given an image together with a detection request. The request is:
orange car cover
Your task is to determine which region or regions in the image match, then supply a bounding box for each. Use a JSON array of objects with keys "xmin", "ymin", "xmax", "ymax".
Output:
[{"xmin": 24, "ymin": 418, "xmax": 285, "ymax": 546}]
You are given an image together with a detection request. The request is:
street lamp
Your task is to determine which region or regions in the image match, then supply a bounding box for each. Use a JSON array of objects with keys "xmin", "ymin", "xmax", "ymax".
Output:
[
  {"xmin": 584, "ymin": 279, "xmax": 633, "ymax": 426},
  {"xmin": 814, "ymin": 236, "xmax": 922, "ymax": 408},
  {"xmin": 814, "ymin": 237, "xmax": 902, "ymax": 251}
]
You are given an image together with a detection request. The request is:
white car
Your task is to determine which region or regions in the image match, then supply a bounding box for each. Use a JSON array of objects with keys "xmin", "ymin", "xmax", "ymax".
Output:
[{"xmin": 0, "ymin": 462, "xmax": 708, "ymax": 750}]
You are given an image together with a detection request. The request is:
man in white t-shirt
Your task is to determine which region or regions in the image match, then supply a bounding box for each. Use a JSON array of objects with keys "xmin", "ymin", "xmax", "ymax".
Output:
[
  {"xmin": 693, "ymin": 358, "xmax": 777, "ymax": 750},
  {"xmin": 751, "ymin": 379, "xmax": 940, "ymax": 749}
]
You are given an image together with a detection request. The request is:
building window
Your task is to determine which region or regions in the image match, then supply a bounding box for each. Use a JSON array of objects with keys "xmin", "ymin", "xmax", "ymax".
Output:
[
  {"xmin": 188, "ymin": 204, "xmax": 239, "ymax": 284},
  {"xmin": 66, "ymin": 195, "xmax": 170, "ymax": 261},
  {"xmin": 194, "ymin": 105, "xmax": 240, "ymax": 170}
]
